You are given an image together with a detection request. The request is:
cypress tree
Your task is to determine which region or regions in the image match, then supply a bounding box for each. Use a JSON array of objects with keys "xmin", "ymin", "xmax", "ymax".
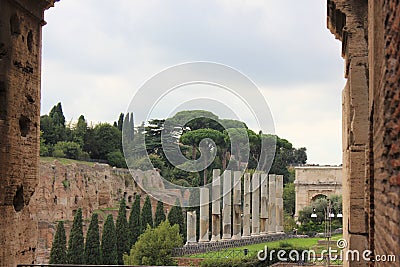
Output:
[
  {"xmin": 154, "ymin": 200, "xmax": 166, "ymax": 227},
  {"xmin": 49, "ymin": 221, "xmax": 67, "ymax": 264},
  {"xmin": 101, "ymin": 214, "xmax": 118, "ymax": 265},
  {"xmin": 67, "ymin": 208, "xmax": 84, "ymax": 264},
  {"xmin": 141, "ymin": 195, "xmax": 153, "ymax": 232},
  {"xmin": 84, "ymin": 213, "xmax": 101, "ymax": 264},
  {"xmin": 128, "ymin": 194, "xmax": 141, "ymax": 247},
  {"xmin": 168, "ymin": 198, "xmax": 185, "ymax": 236},
  {"xmin": 117, "ymin": 113, "xmax": 124, "ymax": 131},
  {"xmin": 116, "ymin": 198, "xmax": 129, "ymax": 264},
  {"xmin": 129, "ymin": 112, "xmax": 135, "ymax": 141}
]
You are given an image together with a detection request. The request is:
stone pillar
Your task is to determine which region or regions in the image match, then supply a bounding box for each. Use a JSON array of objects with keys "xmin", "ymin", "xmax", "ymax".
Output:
[
  {"xmin": 268, "ymin": 174, "xmax": 276, "ymax": 233},
  {"xmin": 0, "ymin": 1, "xmax": 57, "ymax": 266},
  {"xmin": 276, "ymin": 175, "xmax": 284, "ymax": 233},
  {"xmin": 251, "ymin": 172, "xmax": 260, "ymax": 236},
  {"xmin": 327, "ymin": 2, "xmax": 370, "ymax": 266},
  {"xmin": 186, "ymin": 211, "xmax": 197, "ymax": 245},
  {"xmin": 260, "ymin": 173, "xmax": 268, "ymax": 235},
  {"xmin": 222, "ymin": 170, "xmax": 232, "ymax": 240},
  {"xmin": 232, "ymin": 171, "xmax": 242, "ymax": 239},
  {"xmin": 242, "ymin": 173, "xmax": 251, "ymax": 238},
  {"xmin": 211, "ymin": 169, "xmax": 221, "ymax": 242},
  {"xmin": 199, "ymin": 187, "xmax": 209, "ymax": 242}
]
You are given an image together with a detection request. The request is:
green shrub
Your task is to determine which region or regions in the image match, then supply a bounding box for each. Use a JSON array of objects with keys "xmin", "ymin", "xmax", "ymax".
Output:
[{"xmin": 124, "ymin": 220, "xmax": 183, "ymax": 266}]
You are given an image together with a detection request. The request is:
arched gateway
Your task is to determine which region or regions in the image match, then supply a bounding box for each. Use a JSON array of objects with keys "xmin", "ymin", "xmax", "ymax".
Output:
[{"xmin": 294, "ymin": 166, "xmax": 342, "ymax": 219}]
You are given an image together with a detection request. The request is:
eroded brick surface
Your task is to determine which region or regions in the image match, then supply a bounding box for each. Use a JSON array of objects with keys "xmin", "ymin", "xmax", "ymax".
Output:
[{"xmin": 0, "ymin": 1, "xmax": 55, "ymax": 266}]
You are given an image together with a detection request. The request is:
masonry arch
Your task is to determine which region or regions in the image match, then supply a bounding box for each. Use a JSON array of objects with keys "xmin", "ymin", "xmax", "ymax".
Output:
[{"xmin": 294, "ymin": 166, "xmax": 342, "ymax": 218}]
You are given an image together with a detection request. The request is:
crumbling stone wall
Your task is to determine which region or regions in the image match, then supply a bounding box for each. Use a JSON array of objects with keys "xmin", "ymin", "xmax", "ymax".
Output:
[
  {"xmin": 328, "ymin": 0, "xmax": 400, "ymax": 266},
  {"xmin": 0, "ymin": 1, "xmax": 55, "ymax": 266},
  {"xmin": 327, "ymin": 2, "xmax": 370, "ymax": 266}
]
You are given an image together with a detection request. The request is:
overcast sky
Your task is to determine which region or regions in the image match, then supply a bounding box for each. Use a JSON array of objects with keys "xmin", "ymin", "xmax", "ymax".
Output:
[{"xmin": 41, "ymin": 0, "xmax": 346, "ymax": 165}]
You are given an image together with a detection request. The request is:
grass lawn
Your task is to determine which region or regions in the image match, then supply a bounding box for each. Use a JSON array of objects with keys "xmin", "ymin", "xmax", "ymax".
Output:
[
  {"xmin": 40, "ymin": 156, "xmax": 95, "ymax": 166},
  {"xmin": 187, "ymin": 234, "xmax": 343, "ymax": 259}
]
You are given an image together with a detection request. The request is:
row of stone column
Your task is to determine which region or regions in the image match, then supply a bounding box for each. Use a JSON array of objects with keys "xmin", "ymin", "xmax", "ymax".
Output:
[{"xmin": 186, "ymin": 170, "xmax": 284, "ymax": 244}]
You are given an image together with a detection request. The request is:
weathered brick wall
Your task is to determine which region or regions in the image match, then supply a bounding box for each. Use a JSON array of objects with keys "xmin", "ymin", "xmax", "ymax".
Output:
[
  {"xmin": 0, "ymin": 1, "xmax": 55, "ymax": 266},
  {"xmin": 329, "ymin": 0, "xmax": 400, "ymax": 266},
  {"xmin": 369, "ymin": 0, "xmax": 400, "ymax": 264}
]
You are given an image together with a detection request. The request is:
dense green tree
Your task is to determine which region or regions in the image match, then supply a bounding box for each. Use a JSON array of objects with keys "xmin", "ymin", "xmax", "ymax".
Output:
[
  {"xmin": 168, "ymin": 110, "xmax": 221, "ymax": 131},
  {"xmin": 84, "ymin": 213, "xmax": 101, "ymax": 264},
  {"xmin": 283, "ymin": 183, "xmax": 295, "ymax": 216},
  {"xmin": 181, "ymin": 128, "xmax": 225, "ymax": 185},
  {"xmin": 124, "ymin": 220, "xmax": 183, "ymax": 266},
  {"xmin": 294, "ymin": 147, "xmax": 307, "ymax": 164},
  {"xmin": 141, "ymin": 195, "xmax": 153, "ymax": 232},
  {"xmin": 101, "ymin": 214, "xmax": 118, "ymax": 265},
  {"xmin": 49, "ymin": 102, "xmax": 66, "ymax": 126},
  {"xmin": 167, "ymin": 198, "xmax": 185, "ymax": 236},
  {"xmin": 107, "ymin": 150, "xmax": 127, "ymax": 168},
  {"xmin": 39, "ymin": 131, "xmax": 50, "ymax": 156},
  {"xmin": 49, "ymin": 221, "xmax": 67, "ymax": 264},
  {"xmin": 91, "ymin": 123, "xmax": 122, "ymax": 159},
  {"xmin": 116, "ymin": 198, "xmax": 129, "ymax": 264},
  {"xmin": 53, "ymin": 141, "xmax": 83, "ymax": 160},
  {"xmin": 73, "ymin": 115, "xmax": 87, "ymax": 147},
  {"xmin": 224, "ymin": 128, "xmax": 249, "ymax": 171},
  {"xmin": 128, "ymin": 194, "xmax": 141, "ymax": 247},
  {"xmin": 40, "ymin": 103, "xmax": 67, "ymax": 146},
  {"xmin": 154, "ymin": 201, "xmax": 166, "ymax": 227},
  {"xmin": 67, "ymin": 208, "xmax": 84, "ymax": 264}
]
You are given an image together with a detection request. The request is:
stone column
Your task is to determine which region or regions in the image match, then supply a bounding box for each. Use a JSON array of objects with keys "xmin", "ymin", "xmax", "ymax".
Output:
[
  {"xmin": 232, "ymin": 171, "xmax": 242, "ymax": 239},
  {"xmin": 199, "ymin": 187, "xmax": 209, "ymax": 242},
  {"xmin": 260, "ymin": 173, "xmax": 268, "ymax": 235},
  {"xmin": 186, "ymin": 211, "xmax": 197, "ymax": 245},
  {"xmin": 276, "ymin": 175, "xmax": 284, "ymax": 233},
  {"xmin": 211, "ymin": 169, "xmax": 221, "ymax": 242},
  {"xmin": 222, "ymin": 170, "xmax": 232, "ymax": 240},
  {"xmin": 242, "ymin": 173, "xmax": 251, "ymax": 238},
  {"xmin": 251, "ymin": 172, "xmax": 260, "ymax": 236},
  {"xmin": 268, "ymin": 174, "xmax": 276, "ymax": 233}
]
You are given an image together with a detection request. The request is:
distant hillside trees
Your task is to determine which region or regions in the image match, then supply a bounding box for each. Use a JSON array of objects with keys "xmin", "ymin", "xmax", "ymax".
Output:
[
  {"xmin": 40, "ymin": 104, "xmax": 306, "ymax": 186},
  {"xmin": 40, "ymin": 103, "xmax": 132, "ymax": 168}
]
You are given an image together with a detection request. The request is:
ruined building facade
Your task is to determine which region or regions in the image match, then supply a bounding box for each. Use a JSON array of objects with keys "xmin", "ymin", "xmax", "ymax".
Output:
[
  {"xmin": 328, "ymin": 0, "xmax": 400, "ymax": 266},
  {"xmin": 0, "ymin": 0, "xmax": 399, "ymax": 266},
  {"xmin": 0, "ymin": 0, "xmax": 56, "ymax": 266}
]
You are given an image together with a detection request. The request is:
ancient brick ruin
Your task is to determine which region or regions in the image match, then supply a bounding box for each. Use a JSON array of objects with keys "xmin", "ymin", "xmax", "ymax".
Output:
[
  {"xmin": 0, "ymin": 1, "xmax": 56, "ymax": 266},
  {"xmin": 328, "ymin": 0, "xmax": 400, "ymax": 266},
  {"xmin": 0, "ymin": 0, "xmax": 399, "ymax": 266}
]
